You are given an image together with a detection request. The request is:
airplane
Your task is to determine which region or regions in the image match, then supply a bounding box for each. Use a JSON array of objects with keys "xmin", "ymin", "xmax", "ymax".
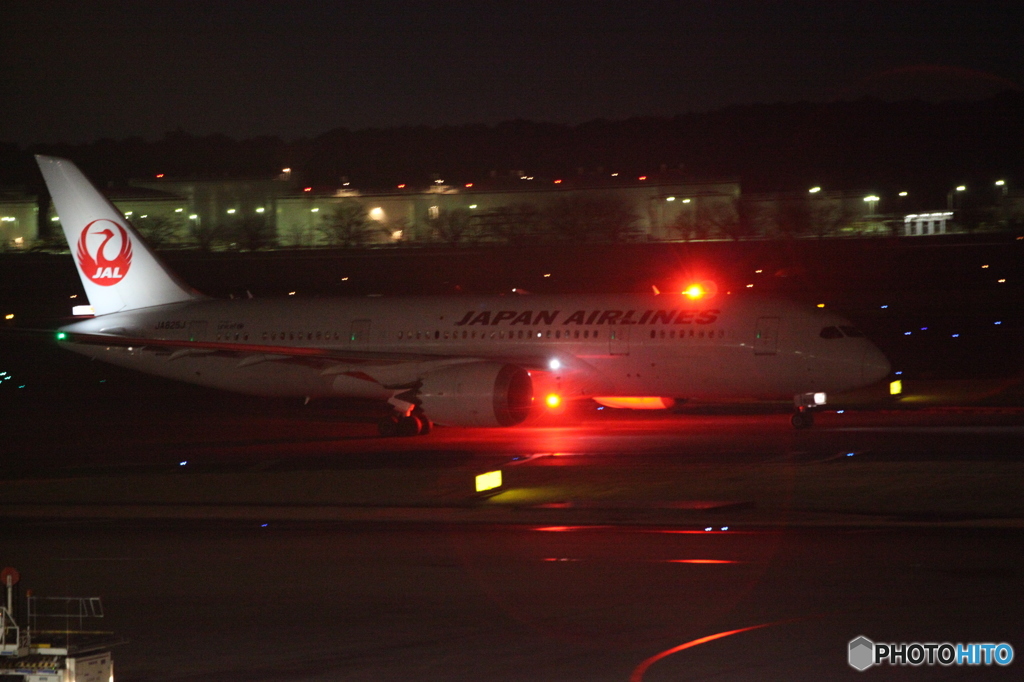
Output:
[{"xmin": 36, "ymin": 154, "xmax": 891, "ymax": 435}]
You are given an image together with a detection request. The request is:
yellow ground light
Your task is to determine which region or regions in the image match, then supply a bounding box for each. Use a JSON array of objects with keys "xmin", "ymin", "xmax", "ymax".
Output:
[{"xmin": 475, "ymin": 470, "xmax": 502, "ymax": 493}]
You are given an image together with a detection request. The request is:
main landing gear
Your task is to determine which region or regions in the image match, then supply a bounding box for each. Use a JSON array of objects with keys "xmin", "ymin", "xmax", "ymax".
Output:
[{"xmin": 378, "ymin": 413, "xmax": 433, "ymax": 437}]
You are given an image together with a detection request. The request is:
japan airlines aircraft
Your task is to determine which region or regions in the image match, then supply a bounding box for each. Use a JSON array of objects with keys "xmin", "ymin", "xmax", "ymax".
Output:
[{"xmin": 38, "ymin": 155, "xmax": 890, "ymax": 435}]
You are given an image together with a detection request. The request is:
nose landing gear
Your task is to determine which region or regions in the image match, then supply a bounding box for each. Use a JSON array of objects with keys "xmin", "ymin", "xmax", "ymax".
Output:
[
  {"xmin": 791, "ymin": 409, "xmax": 814, "ymax": 429},
  {"xmin": 792, "ymin": 391, "xmax": 826, "ymax": 429}
]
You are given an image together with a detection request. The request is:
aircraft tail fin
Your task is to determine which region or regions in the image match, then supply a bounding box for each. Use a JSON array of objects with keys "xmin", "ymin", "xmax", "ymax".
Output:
[{"xmin": 36, "ymin": 155, "xmax": 202, "ymax": 316}]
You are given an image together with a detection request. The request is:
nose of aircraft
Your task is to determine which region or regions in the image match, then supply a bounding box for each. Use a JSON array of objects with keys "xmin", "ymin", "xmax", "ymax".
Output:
[{"xmin": 861, "ymin": 343, "xmax": 891, "ymax": 385}]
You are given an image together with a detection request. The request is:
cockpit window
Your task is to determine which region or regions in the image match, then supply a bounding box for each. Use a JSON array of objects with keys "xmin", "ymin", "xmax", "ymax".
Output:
[
  {"xmin": 819, "ymin": 326, "xmax": 844, "ymax": 339},
  {"xmin": 840, "ymin": 325, "xmax": 865, "ymax": 337}
]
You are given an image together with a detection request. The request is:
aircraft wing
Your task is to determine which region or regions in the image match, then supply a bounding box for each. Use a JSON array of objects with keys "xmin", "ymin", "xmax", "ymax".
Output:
[{"xmin": 54, "ymin": 330, "xmax": 560, "ymax": 373}]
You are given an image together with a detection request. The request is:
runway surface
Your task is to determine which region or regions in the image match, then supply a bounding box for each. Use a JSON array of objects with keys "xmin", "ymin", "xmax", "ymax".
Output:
[
  {"xmin": 3, "ymin": 519, "xmax": 1021, "ymax": 681},
  {"xmin": 3, "ymin": 342, "xmax": 1024, "ymax": 679}
]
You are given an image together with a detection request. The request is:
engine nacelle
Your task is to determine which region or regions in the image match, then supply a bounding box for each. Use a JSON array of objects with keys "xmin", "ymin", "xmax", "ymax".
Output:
[{"xmin": 418, "ymin": 362, "xmax": 533, "ymax": 427}]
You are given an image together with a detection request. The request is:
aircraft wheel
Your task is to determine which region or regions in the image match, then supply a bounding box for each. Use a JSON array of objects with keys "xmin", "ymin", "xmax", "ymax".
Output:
[
  {"xmin": 378, "ymin": 416, "xmax": 399, "ymax": 438},
  {"xmin": 396, "ymin": 415, "xmax": 422, "ymax": 437},
  {"xmin": 418, "ymin": 418, "xmax": 433, "ymax": 435},
  {"xmin": 791, "ymin": 411, "xmax": 814, "ymax": 429}
]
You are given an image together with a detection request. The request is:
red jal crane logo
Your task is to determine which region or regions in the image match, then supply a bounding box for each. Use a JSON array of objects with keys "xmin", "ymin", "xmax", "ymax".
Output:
[{"xmin": 77, "ymin": 219, "xmax": 133, "ymax": 286}]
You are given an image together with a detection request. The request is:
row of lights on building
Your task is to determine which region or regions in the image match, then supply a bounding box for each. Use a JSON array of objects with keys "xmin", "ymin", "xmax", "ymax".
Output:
[{"xmin": 154, "ymin": 167, "xmax": 1011, "ymax": 202}]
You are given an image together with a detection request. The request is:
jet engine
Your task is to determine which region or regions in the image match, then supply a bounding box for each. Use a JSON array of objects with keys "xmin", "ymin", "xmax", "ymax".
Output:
[{"xmin": 418, "ymin": 362, "xmax": 533, "ymax": 427}]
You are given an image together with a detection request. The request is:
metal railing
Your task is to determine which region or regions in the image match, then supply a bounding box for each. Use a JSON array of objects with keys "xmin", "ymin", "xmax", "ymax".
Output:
[{"xmin": 27, "ymin": 596, "xmax": 104, "ymax": 638}]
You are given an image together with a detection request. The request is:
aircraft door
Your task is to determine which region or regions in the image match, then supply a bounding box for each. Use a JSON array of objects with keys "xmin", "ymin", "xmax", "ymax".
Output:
[
  {"xmin": 753, "ymin": 317, "xmax": 780, "ymax": 355},
  {"xmin": 349, "ymin": 319, "xmax": 371, "ymax": 344},
  {"xmin": 609, "ymin": 325, "xmax": 630, "ymax": 355}
]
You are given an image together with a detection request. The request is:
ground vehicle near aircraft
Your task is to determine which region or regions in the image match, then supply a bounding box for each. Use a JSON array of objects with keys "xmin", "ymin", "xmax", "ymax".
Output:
[
  {"xmin": 37, "ymin": 155, "xmax": 890, "ymax": 434},
  {"xmin": 0, "ymin": 566, "xmax": 120, "ymax": 682}
]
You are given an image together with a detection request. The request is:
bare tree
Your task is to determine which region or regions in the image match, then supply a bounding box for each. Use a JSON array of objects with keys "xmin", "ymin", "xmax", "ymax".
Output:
[
  {"xmin": 474, "ymin": 203, "xmax": 542, "ymax": 244},
  {"xmin": 428, "ymin": 208, "xmax": 476, "ymax": 245},
  {"xmin": 187, "ymin": 217, "xmax": 222, "ymax": 251},
  {"xmin": 133, "ymin": 215, "xmax": 183, "ymax": 249},
  {"xmin": 774, "ymin": 199, "xmax": 813, "ymax": 239},
  {"xmin": 808, "ymin": 199, "xmax": 852, "ymax": 238},
  {"xmin": 283, "ymin": 222, "xmax": 310, "ymax": 247},
  {"xmin": 318, "ymin": 200, "xmax": 376, "ymax": 248},
  {"xmin": 544, "ymin": 195, "xmax": 638, "ymax": 243},
  {"xmin": 667, "ymin": 196, "xmax": 762, "ymax": 241},
  {"xmin": 668, "ymin": 203, "xmax": 712, "ymax": 241},
  {"xmin": 230, "ymin": 214, "xmax": 276, "ymax": 251}
]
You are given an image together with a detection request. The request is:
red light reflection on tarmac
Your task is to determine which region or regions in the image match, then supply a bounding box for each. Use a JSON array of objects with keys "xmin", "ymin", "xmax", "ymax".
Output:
[
  {"xmin": 533, "ymin": 526, "xmax": 770, "ymax": 535},
  {"xmin": 532, "ymin": 525, "xmax": 613, "ymax": 532},
  {"xmin": 629, "ymin": 621, "xmax": 776, "ymax": 682},
  {"xmin": 641, "ymin": 529, "xmax": 764, "ymax": 535}
]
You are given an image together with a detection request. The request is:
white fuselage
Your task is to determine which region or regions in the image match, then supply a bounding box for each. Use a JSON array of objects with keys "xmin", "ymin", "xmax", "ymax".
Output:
[{"xmin": 59, "ymin": 292, "xmax": 890, "ymax": 403}]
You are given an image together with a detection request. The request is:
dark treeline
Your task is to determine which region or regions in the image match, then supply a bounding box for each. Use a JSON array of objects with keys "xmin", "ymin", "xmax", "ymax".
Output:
[{"xmin": 3, "ymin": 92, "xmax": 1023, "ymax": 206}]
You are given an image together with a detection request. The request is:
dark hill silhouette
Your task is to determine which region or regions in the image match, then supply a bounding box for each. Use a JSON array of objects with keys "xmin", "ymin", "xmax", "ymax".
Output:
[{"xmin": 2, "ymin": 92, "xmax": 1022, "ymax": 208}]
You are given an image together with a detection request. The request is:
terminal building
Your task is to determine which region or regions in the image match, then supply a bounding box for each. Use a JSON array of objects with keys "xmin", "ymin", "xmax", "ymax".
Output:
[
  {"xmin": 0, "ymin": 188, "xmax": 37, "ymax": 250},
  {"xmin": 903, "ymin": 212, "xmax": 955, "ymax": 236},
  {"xmin": 4, "ymin": 170, "xmax": 1021, "ymax": 250}
]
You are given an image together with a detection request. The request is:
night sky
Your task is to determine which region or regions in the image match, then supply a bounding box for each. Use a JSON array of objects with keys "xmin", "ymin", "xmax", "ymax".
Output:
[{"xmin": 3, "ymin": 0, "xmax": 1022, "ymax": 146}]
